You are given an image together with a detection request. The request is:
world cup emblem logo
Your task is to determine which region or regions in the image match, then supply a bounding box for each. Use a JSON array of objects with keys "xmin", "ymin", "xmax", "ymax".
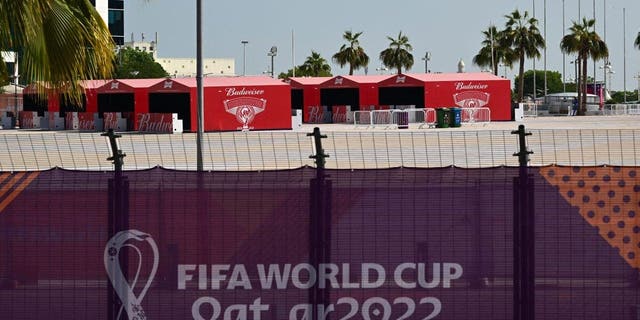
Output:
[
  {"xmin": 223, "ymin": 97, "xmax": 267, "ymax": 131},
  {"xmin": 453, "ymin": 91, "xmax": 490, "ymax": 108},
  {"xmin": 104, "ymin": 230, "xmax": 158, "ymax": 320}
]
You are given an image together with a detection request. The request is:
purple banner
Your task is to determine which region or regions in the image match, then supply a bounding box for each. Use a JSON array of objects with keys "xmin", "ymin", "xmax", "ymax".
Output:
[{"xmin": 0, "ymin": 167, "xmax": 638, "ymax": 319}]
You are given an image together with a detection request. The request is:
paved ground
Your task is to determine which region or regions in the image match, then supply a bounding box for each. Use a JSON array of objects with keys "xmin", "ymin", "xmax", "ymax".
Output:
[{"xmin": 0, "ymin": 115, "xmax": 638, "ymax": 171}]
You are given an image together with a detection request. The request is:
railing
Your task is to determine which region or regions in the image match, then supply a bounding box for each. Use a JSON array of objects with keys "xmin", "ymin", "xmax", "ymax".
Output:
[
  {"xmin": 603, "ymin": 104, "xmax": 640, "ymax": 115},
  {"xmin": 353, "ymin": 108, "xmax": 436, "ymax": 129},
  {"xmin": 461, "ymin": 107, "xmax": 491, "ymax": 124}
]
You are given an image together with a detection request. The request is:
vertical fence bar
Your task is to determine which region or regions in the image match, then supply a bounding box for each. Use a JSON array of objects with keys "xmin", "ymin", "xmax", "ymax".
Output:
[
  {"xmin": 512, "ymin": 125, "xmax": 534, "ymax": 320},
  {"xmin": 307, "ymin": 127, "xmax": 331, "ymax": 310},
  {"xmin": 102, "ymin": 129, "xmax": 128, "ymax": 320}
]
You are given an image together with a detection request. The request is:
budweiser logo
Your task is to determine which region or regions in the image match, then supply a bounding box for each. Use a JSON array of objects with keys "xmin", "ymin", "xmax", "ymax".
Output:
[
  {"xmin": 223, "ymin": 97, "xmax": 266, "ymax": 131},
  {"xmin": 455, "ymin": 82, "xmax": 488, "ymax": 91},
  {"xmin": 396, "ymin": 76, "xmax": 406, "ymax": 84},
  {"xmin": 163, "ymin": 81, "xmax": 173, "ymax": 89},
  {"xmin": 110, "ymin": 82, "xmax": 119, "ymax": 90},
  {"xmin": 453, "ymin": 91, "xmax": 490, "ymax": 108},
  {"xmin": 104, "ymin": 113, "xmax": 119, "ymax": 130},
  {"xmin": 138, "ymin": 113, "xmax": 174, "ymax": 133},
  {"xmin": 334, "ymin": 77, "xmax": 343, "ymax": 85},
  {"xmin": 225, "ymin": 87, "xmax": 265, "ymax": 97}
]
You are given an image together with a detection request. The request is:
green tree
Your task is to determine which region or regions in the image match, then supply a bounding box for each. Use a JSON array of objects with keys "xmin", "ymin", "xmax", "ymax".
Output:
[
  {"xmin": 514, "ymin": 70, "xmax": 564, "ymax": 97},
  {"xmin": 279, "ymin": 51, "xmax": 333, "ymax": 78},
  {"xmin": 300, "ymin": 51, "xmax": 332, "ymax": 77},
  {"xmin": 115, "ymin": 48, "xmax": 168, "ymax": 78},
  {"xmin": 332, "ymin": 31, "xmax": 369, "ymax": 75},
  {"xmin": 379, "ymin": 31, "xmax": 414, "ymax": 74},
  {"xmin": 0, "ymin": 0, "xmax": 115, "ymax": 104},
  {"xmin": 473, "ymin": 25, "xmax": 515, "ymax": 75},
  {"xmin": 560, "ymin": 18, "xmax": 608, "ymax": 115},
  {"xmin": 502, "ymin": 9, "xmax": 546, "ymax": 103}
]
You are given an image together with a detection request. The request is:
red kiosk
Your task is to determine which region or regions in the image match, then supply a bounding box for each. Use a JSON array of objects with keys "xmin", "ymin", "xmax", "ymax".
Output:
[
  {"xmin": 154, "ymin": 76, "xmax": 291, "ymax": 132},
  {"xmin": 313, "ymin": 75, "xmax": 391, "ymax": 123},
  {"xmin": 287, "ymin": 77, "xmax": 330, "ymax": 123}
]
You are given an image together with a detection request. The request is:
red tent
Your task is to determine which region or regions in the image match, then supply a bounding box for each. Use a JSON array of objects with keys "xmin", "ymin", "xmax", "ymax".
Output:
[
  {"xmin": 382, "ymin": 73, "xmax": 512, "ymax": 121},
  {"xmin": 287, "ymin": 77, "xmax": 330, "ymax": 122},
  {"xmin": 150, "ymin": 76, "xmax": 291, "ymax": 132},
  {"xmin": 95, "ymin": 79, "xmax": 163, "ymax": 129}
]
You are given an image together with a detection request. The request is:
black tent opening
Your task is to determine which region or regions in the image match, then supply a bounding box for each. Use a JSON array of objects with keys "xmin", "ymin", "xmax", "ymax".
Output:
[
  {"xmin": 320, "ymin": 88, "xmax": 359, "ymax": 110},
  {"xmin": 97, "ymin": 93, "xmax": 134, "ymax": 118},
  {"xmin": 148, "ymin": 93, "xmax": 191, "ymax": 131},
  {"xmin": 59, "ymin": 94, "xmax": 87, "ymax": 117},
  {"xmin": 379, "ymin": 87, "xmax": 424, "ymax": 107},
  {"xmin": 23, "ymin": 94, "xmax": 48, "ymax": 117},
  {"xmin": 291, "ymin": 89, "xmax": 303, "ymax": 110}
]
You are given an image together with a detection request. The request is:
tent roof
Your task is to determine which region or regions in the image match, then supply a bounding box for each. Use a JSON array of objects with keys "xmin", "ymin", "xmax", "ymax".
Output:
[
  {"xmin": 319, "ymin": 75, "xmax": 393, "ymax": 89},
  {"xmin": 172, "ymin": 76, "xmax": 289, "ymax": 87},
  {"xmin": 287, "ymin": 76, "xmax": 332, "ymax": 88}
]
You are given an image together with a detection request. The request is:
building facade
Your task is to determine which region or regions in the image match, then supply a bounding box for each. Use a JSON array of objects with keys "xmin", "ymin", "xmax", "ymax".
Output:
[{"xmin": 90, "ymin": 0, "xmax": 124, "ymax": 45}]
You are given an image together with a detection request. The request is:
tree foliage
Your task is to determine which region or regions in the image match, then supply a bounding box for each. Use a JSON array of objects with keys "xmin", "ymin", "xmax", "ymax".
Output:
[
  {"xmin": 115, "ymin": 48, "xmax": 168, "ymax": 79},
  {"xmin": 0, "ymin": 0, "xmax": 115, "ymax": 104},
  {"xmin": 502, "ymin": 9, "xmax": 545, "ymax": 103},
  {"xmin": 560, "ymin": 18, "xmax": 608, "ymax": 115},
  {"xmin": 379, "ymin": 32, "xmax": 414, "ymax": 74},
  {"xmin": 332, "ymin": 31, "xmax": 369, "ymax": 75},
  {"xmin": 278, "ymin": 51, "xmax": 332, "ymax": 78},
  {"xmin": 473, "ymin": 25, "xmax": 516, "ymax": 75},
  {"xmin": 513, "ymin": 70, "xmax": 564, "ymax": 97}
]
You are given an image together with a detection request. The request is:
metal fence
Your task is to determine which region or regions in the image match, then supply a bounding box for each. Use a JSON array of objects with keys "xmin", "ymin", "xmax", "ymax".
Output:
[
  {"xmin": 0, "ymin": 126, "xmax": 639, "ymax": 319},
  {"xmin": 0, "ymin": 129, "xmax": 639, "ymax": 171}
]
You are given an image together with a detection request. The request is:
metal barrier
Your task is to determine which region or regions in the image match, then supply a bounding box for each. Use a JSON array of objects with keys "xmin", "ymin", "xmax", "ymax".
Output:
[
  {"xmin": 353, "ymin": 108, "xmax": 436, "ymax": 129},
  {"xmin": 603, "ymin": 104, "xmax": 640, "ymax": 115},
  {"xmin": 521, "ymin": 103, "xmax": 538, "ymax": 117},
  {"xmin": 370, "ymin": 109, "xmax": 394, "ymax": 128},
  {"xmin": 353, "ymin": 110, "xmax": 372, "ymax": 127},
  {"xmin": 461, "ymin": 107, "xmax": 491, "ymax": 124}
]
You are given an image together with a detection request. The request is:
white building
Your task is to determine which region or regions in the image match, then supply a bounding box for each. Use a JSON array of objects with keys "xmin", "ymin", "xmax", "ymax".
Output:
[{"xmin": 123, "ymin": 36, "xmax": 236, "ymax": 77}]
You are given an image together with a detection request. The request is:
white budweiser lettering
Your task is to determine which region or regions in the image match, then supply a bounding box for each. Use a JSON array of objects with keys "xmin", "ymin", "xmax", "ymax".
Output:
[
  {"xmin": 104, "ymin": 113, "xmax": 118, "ymax": 130},
  {"xmin": 225, "ymin": 87, "xmax": 265, "ymax": 96},
  {"xmin": 455, "ymin": 82, "xmax": 489, "ymax": 90},
  {"xmin": 78, "ymin": 119, "xmax": 95, "ymax": 130},
  {"xmin": 138, "ymin": 114, "xmax": 173, "ymax": 133}
]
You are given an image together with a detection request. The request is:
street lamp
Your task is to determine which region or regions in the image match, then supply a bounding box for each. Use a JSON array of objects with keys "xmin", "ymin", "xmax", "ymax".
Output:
[
  {"xmin": 11, "ymin": 54, "xmax": 19, "ymax": 129},
  {"xmin": 267, "ymin": 46, "xmax": 277, "ymax": 78},
  {"xmin": 600, "ymin": 61, "xmax": 614, "ymax": 95},
  {"xmin": 421, "ymin": 51, "xmax": 431, "ymax": 73},
  {"xmin": 241, "ymin": 40, "xmax": 249, "ymax": 76}
]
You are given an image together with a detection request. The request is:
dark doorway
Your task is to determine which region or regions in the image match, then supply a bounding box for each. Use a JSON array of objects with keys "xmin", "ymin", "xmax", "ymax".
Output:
[
  {"xmin": 149, "ymin": 93, "xmax": 191, "ymax": 131},
  {"xmin": 59, "ymin": 94, "xmax": 87, "ymax": 117},
  {"xmin": 291, "ymin": 89, "xmax": 303, "ymax": 110},
  {"xmin": 23, "ymin": 94, "xmax": 48, "ymax": 117},
  {"xmin": 97, "ymin": 93, "xmax": 134, "ymax": 115},
  {"xmin": 379, "ymin": 87, "xmax": 424, "ymax": 107},
  {"xmin": 320, "ymin": 88, "xmax": 359, "ymax": 109}
]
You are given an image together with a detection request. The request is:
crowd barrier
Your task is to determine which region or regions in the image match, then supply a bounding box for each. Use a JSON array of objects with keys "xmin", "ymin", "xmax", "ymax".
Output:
[
  {"xmin": 461, "ymin": 107, "xmax": 491, "ymax": 124},
  {"xmin": 602, "ymin": 104, "xmax": 640, "ymax": 115},
  {"xmin": 353, "ymin": 108, "xmax": 437, "ymax": 129}
]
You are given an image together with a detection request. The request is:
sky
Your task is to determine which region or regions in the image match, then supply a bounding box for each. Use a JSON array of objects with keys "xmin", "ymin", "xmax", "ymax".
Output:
[{"xmin": 125, "ymin": 0, "xmax": 640, "ymax": 92}]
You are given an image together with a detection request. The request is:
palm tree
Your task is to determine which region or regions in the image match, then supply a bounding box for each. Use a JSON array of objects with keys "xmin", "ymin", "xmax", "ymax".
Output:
[
  {"xmin": 0, "ymin": 0, "xmax": 115, "ymax": 104},
  {"xmin": 379, "ymin": 32, "xmax": 414, "ymax": 74},
  {"xmin": 560, "ymin": 18, "xmax": 608, "ymax": 115},
  {"xmin": 473, "ymin": 25, "xmax": 515, "ymax": 76},
  {"xmin": 502, "ymin": 9, "xmax": 545, "ymax": 102},
  {"xmin": 332, "ymin": 31, "xmax": 369, "ymax": 75},
  {"xmin": 301, "ymin": 51, "xmax": 332, "ymax": 77}
]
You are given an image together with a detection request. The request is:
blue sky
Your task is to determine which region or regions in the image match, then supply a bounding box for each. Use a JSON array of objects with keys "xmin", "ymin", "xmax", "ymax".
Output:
[{"xmin": 125, "ymin": 0, "xmax": 639, "ymax": 92}]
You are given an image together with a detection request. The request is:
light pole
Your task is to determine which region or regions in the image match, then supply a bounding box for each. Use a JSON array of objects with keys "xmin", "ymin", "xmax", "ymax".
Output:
[
  {"xmin": 634, "ymin": 73, "xmax": 640, "ymax": 101},
  {"xmin": 12, "ymin": 54, "xmax": 19, "ymax": 129},
  {"xmin": 600, "ymin": 61, "xmax": 613, "ymax": 95},
  {"xmin": 421, "ymin": 51, "xmax": 431, "ymax": 73},
  {"xmin": 267, "ymin": 46, "xmax": 277, "ymax": 78},
  {"xmin": 241, "ymin": 40, "xmax": 249, "ymax": 76}
]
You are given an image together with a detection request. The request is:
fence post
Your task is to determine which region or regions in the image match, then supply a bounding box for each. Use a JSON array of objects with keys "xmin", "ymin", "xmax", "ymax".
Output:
[
  {"xmin": 307, "ymin": 127, "xmax": 331, "ymax": 311},
  {"xmin": 102, "ymin": 129, "xmax": 129, "ymax": 320},
  {"xmin": 511, "ymin": 125, "xmax": 534, "ymax": 320}
]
